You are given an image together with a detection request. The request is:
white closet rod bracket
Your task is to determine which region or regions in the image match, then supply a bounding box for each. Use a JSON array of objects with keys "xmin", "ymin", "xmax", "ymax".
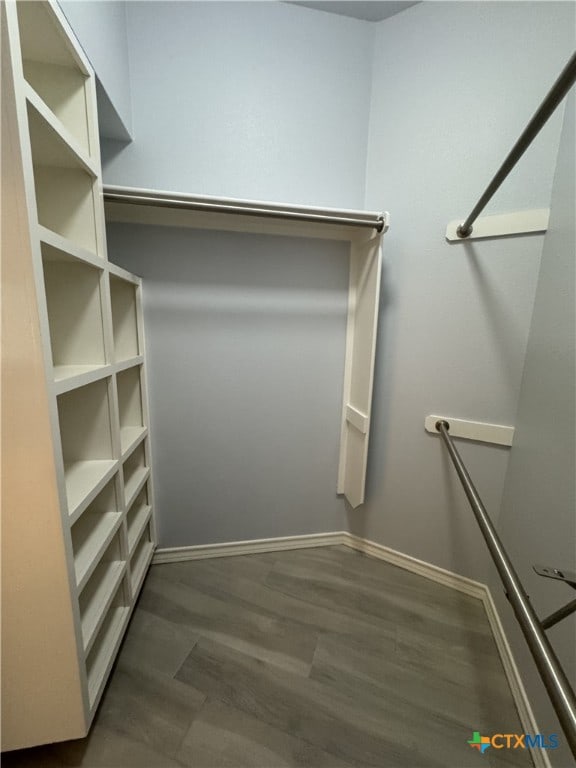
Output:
[
  {"xmin": 424, "ymin": 415, "xmax": 514, "ymax": 446},
  {"xmin": 445, "ymin": 209, "xmax": 549, "ymax": 242}
]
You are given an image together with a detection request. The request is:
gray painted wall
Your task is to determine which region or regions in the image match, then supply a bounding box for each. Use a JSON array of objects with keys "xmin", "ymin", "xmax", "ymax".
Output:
[
  {"xmin": 108, "ymin": 224, "xmax": 350, "ymax": 547},
  {"xmin": 102, "ymin": 1, "xmax": 374, "ymax": 208},
  {"xmin": 357, "ymin": 1, "xmax": 575, "ymax": 582},
  {"xmin": 491, "ymin": 94, "xmax": 575, "ymax": 767},
  {"xmin": 58, "ymin": 0, "xmax": 132, "ymax": 140}
]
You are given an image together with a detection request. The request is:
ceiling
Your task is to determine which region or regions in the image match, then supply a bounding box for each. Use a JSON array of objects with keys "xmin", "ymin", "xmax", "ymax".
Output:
[{"xmin": 286, "ymin": 1, "xmax": 420, "ymax": 23}]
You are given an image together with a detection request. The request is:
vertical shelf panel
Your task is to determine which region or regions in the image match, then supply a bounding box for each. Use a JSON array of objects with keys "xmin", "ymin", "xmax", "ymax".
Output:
[{"xmin": 42, "ymin": 244, "xmax": 107, "ymax": 381}]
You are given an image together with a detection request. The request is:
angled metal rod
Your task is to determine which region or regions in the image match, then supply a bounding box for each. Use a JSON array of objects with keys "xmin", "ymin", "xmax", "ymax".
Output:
[
  {"xmin": 457, "ymin": 51, "xmax": 576, "ymax": 238},
  {"xmin": 436, "ymin": 420, "xmax": 576, "ymax": 756},
  {"xmin": 542, "ymin": 599, "xmax": 576, "ymax": 631}
]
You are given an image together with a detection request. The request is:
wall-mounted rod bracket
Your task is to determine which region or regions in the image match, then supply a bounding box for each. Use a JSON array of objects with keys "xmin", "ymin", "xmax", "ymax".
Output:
[
  {"xmin": 534, "ymin": 564, "xmax": 576, "ymax": 590},
  {"xmin": 446, "ymin": 209, "xmax": 549, "ymax": 242},
  {"xmin": 425, "ymin": 414, "xmax": 514, "ymax": 446},
  {"xmin": 534, "ymin": 564, "xmax": 576, "ymax": 630}
]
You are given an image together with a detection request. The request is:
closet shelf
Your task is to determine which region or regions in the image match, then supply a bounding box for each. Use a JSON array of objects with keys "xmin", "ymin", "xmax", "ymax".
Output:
[
  {"xmin": 25, "ymin": 85, "xmax": 97, "ymax": 176},
  {"xmin": 124, "ymin": 467, "xmax": 150, "ymax": 509},
  {"xmin": 54, "ymin": 364, "xmax": 112, "ymax": 394},
  {"xmin": 74, "ymin": 512, "xmax": 123, "ymax": 592},
  {"xmin": 65, "ymin": 460, "xmax": 118, "ymax": 521},
  {"xmin": 104, "ymin": 185, "xmax": 389, "ymax": 242},
  {"xmin": 120, "ymin": 426, "xmax": 148, "ymax": 459},
  {"xmin": 27, "ymin": 98, "xmax": 95, "ymax": 178},
  {"xmin": 86, "ymin": 604, "xmax": 130, "ymax": 709},
  {"xmin": 38, "ymin": 225, "xmax": 105, "ymax": 269},
  {"xmin": 128, "ymin": 504, "xmax": 152, "ymax": 555},
  {"xmin": 130, "ymin": 535, "xmax": 154, "ymax": 597},
  {"xmin": 81, "ymin": 560, "xmax": 126, "ymax": 655},
  {"xmin": 114, "ymin": 356, "xmax": 144, "ymax": 374}
]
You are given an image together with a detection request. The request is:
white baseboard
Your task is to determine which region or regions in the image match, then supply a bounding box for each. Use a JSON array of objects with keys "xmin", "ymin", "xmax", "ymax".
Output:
[
  {"xmin": 152, "ymin": 531, "xmax": 347, "ymax": 564},
  {"xmin": 152, "ymin": 530, "xmax": 544, "ymax": 764},
  {"xmin": 342, "ymin": 532, "xmax": 487, "ymax": 598},
  {"xmin": 481, "ymin": 587, "xmax": 551, "ymax": 768}
]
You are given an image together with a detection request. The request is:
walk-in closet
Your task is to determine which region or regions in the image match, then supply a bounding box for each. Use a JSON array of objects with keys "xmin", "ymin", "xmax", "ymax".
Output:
[{"xmin": 2, "ymin": 1, "xmax": 575, "ymax": 766}]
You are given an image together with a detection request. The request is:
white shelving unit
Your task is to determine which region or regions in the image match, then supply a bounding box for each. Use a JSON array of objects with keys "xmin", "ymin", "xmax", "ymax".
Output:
[{"xmin": 2, "ymin": 0, "xmax": 156, "ymax": 752}]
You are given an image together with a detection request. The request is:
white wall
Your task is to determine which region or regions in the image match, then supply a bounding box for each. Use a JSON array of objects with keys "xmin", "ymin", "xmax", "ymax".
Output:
[
  {"xmin": 356, "ymin": 1, "xmax": 575, "ymax": 582},
  {"xmin": 103, "ymin": 1, "xmax": 374, "ymax": 208},
  {"xmin": 491, "ymin": 93, "xmax": 575, "ymax": 767},
  {"xmin": 108, "ymin": 224, "xmax": 350, "ymax": 547},
  {"xmin": 58, "ymin": 1, "xmax": 132, "ymax": 140}
]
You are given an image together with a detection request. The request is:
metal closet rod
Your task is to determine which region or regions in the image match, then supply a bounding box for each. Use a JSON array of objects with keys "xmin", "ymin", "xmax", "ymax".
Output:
[
  {"xmin": 103, "ymin": 189, "xmax": 386, "ymax": 232},
  {"xmin": 457, "ymin": 51, "xmax": 576, "ymax": 238},
  {"xmin": 435, "ymin": 420, "xmax": 576, "ymax": 758}
]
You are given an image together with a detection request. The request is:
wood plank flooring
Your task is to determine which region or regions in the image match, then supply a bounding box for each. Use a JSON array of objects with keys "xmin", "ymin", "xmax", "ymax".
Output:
[{"xmin": 3, "ymin": 546, "xmax": 532, "ymax": 767}]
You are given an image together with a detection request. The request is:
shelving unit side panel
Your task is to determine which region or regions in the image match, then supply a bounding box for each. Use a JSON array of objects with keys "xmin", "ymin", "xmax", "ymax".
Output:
[
  {"xmin": 1, "ymin": 6, "xmax": 87, "ymax": 749},
  {"xmin": 134, "ymin": 279, "xmax": 158, "ymax": 547}
]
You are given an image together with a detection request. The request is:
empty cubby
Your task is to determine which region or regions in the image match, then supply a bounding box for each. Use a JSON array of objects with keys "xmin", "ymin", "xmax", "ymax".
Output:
[
  {"xmin": 17, "ymin": 1, "xmax": 92, "ymax": 153},
  {"xmin": 57, "ymin": 379, "xmax": 115, "ymax": 516},
  {"xmin": 79, "ymin": 531, "xmax": 127, "ymax": 655},
  {"xmin": 130, "ymin": 521, "xmax": 154, "ymax": 596},
  {"xmin": 28, "ymin": 103, "xmax": 98, "ymax": 253},
  {"xmin": 41, "ymin": 243, "xmax": 106, "ymax": 380},
  {"xmin": 122, "ymin": 443, "xmax": 149, "ymax": 507},
  {"xmin": 110, "ymin": 277, "xmax": 140, "ymax": 361},
  {"xmin": 126, "ymin": 484, "xmax": 152, "ymax": 556},
  {"xmin": 71, "ymin": 479, "xmax": 122, "ymax": 592},
  {"xmin": 116, "ymin": 366, "xmax": 145, "ymax": 456},
  {"xmin": 85, "ymin": 580, "xmax": 129, "ymax": 706}
]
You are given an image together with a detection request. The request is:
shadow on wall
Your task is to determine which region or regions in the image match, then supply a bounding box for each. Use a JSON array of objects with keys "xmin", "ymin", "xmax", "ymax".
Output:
[{"xmin": 462, "ymin": 239, "xmax": 540, "ymax": 390}]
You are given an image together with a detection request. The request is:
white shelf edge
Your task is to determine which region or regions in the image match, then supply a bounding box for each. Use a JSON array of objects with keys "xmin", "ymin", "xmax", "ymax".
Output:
[
  {"xmin": 128, "ymin": 505, "xmax": 153, "ymax": 556},
  {"xmin": 124, "ymin": 466, "xmax": 150, "ymax": 510},
  {"xmin": 113, "ymin": 356, "xmax": 144, "ymax": 374},
  {"xmin": 424, "ymin": 415, "xmax": 514, "ymax": 446},
  {"xmin": 37, "ymin": 224, "xmax": 105, "ymax": 269},
  {"xmin": 130, "ymin": 540, "xmax": 154, "ymax": 601},
  {"xmin": 82, "ymin": 560, "xmax": 127, "ymax": 656},
  {"xmin": 445, "ymin": 209, "xmax": 549, "ymax": 242},
  {"xmin": 53, "ymin": 364, "xmax": 112, "ymax": 395},
  {"xmin": 120, "ymin": 426, "xmax": 148, "ymax": 460},
  {"xmin": 24, "ymin": 84, "xmax": 98, "ymax": 177},
  {"xmin": 107, "ymin": 261, "xmax": 141, "ymax": 284},
  {"xmin": 87, "ymin": 605, "xmax": 130, "ymax": 710},
  {"xmin": 66, "ymin": 460, "xmax": 119, "ymax": 524},
  {"xmin": 75, "ymin": 514, "xmax": 124, "ymax": 593}
]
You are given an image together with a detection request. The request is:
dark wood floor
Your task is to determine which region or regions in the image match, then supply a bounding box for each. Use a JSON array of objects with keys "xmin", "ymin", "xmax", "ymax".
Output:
[{"xmin": 4, "ymin": 546, "xmax": 532, "ymax": 767}]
